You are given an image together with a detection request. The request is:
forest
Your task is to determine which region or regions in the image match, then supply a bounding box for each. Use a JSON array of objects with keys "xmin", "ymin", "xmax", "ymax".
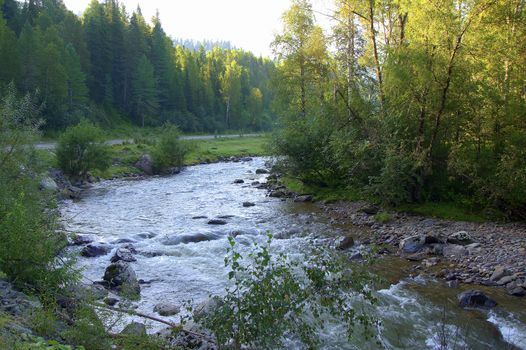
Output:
[
  {"xmin": 0, "ymin": 0, "xmax": 276, "ymax": 132},
  {"xmin": 272, "ymin": 0, "xmax": 526, "ymax": 219}
]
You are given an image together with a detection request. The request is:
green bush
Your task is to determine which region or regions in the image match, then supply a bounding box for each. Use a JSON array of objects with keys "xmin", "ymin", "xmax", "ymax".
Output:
[
  {"xmin": 56, "ymin": 121, "xmax": 110, "ymax": 179},
  {"xmin": 151, "ymin": 125, "xmax": 188, "ymax": 173},
  {"xmin": 197, "ymin": 235, "xmax": 378, "ymax": 349}
]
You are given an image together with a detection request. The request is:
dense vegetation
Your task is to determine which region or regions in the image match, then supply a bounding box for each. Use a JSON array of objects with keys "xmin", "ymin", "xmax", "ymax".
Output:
[
  {"xmin": 272, "ymin": 0, "xmax": 526, "ymax": 219},
  {"xmin": 0, "ymin": 0, "xmax": 276, "ymax": 132}
]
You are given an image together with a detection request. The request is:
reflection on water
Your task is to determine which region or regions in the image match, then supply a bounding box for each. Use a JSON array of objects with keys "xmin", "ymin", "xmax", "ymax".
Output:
[{"xmin": 61, "ymin": 158, "xmax": 526, "ymax": 349}]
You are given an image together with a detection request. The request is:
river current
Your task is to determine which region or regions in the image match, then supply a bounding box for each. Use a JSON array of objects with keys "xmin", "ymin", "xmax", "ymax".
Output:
[{"xmin": 60, "ymin": 158, "xmax": 526, "ymax": 349}]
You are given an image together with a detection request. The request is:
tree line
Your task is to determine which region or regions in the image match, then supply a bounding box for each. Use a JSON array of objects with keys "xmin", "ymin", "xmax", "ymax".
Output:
[
  {"xmin": 0, "ymin": 0, "xmax": 276, "ymax": 132},
  {"xmin": 272, "ymin": 0, "xmax": 526, "ymax": 219}
]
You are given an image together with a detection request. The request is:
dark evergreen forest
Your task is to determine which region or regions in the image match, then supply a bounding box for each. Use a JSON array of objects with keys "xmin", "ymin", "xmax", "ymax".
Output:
[{"xmin": 0, "ymin": 0, "xmax": 276, "ymax": 132}]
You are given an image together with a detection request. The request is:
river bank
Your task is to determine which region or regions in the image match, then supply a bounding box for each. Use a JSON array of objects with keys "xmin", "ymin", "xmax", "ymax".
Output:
[{"xmin": 266, "ymin": 175, "xmax": 526, "ymax": 299}]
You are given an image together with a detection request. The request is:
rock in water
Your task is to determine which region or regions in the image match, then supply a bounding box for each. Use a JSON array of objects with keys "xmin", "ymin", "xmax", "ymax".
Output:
[
  {"xmin": 121, "ymin": 322, "xmax": 147, "ymax": 337},
  {"xmin": 111, "ymin": 248, "xmax": 137, "ymax": 263},
  {"xmin": 399, "ymin": 235, "xmax": 426, "ymax": 254},
  {"xmin": 208, "ymin": 219, "xmax": 227, "ymax": 225},
  {"xmin": 458, "ymin": 290, "xmax": 497, "ymax": 308},
  {"xmin": 337, "ymin": 236, "xmax": 355, "ymax": 250},
  {"xmin": 154, "ymin": 302, "xmax": 181, "ymax": 316},
  {"xmin": 243, "ymin": 202, "xmax": 256, "ymax": 207},
  {"xmin": 81, "ymin": 244, "xmax": 111, "ymax": 258},
  {"xmin": 294, "ymin": 195, "xmax": 313, "ymax": 203},
  {"xmin": 233, "ymin": 179, "xmax": 244, "ymax": 184},
  {"xmin": 103, "ymin": 261, "xmax": 140, "ymax": 298},
  {"xmin": 255, "ymin": 168, "xmax": 269, "ymax": 174},
  {"xmin": 135, "ymin": 154, "xmax": 154, "ymax": 175}
]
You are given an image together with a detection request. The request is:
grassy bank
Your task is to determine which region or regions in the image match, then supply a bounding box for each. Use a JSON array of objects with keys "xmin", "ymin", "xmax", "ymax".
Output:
[
  {"xmin": 40, "ymin": 135, "xmax": 270, "ymax": 179},
  {"xmin": 281, "ymin": 177, "xmax": 487, "ymax": 223}
]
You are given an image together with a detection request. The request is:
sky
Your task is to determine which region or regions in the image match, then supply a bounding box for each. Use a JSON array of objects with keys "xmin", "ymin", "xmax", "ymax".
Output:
[{"xmin": 62, "ymin": 0, "xmax": 333, "ymax": 57}]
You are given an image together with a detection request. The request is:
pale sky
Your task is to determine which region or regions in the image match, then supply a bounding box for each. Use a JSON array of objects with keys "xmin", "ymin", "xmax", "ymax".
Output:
[{"xmin": 62, "ymin": 0, "xmax": 333, "ymax": 57}]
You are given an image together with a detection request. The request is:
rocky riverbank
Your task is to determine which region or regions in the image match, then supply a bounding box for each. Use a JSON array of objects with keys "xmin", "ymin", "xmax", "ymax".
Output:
[{"xmin": 265, "ymin": 174, "xmax": 526, "ymax": 298}]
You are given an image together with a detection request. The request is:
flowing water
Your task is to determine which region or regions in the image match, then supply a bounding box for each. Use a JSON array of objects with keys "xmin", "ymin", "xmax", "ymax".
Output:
[{"xmin": 60, "ymin": 158, "xmax": 526, "ymax": 349}]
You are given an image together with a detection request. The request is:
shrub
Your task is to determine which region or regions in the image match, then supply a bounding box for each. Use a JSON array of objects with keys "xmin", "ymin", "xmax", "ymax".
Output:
[
  {"xmin": 151, "ymin": 125, "xmax": 188, "ymax": 173},
  {"xmin": 56, "ymin": 121, "xmax": 110, "ymax": 179},
  {"xmin": 197, "ymin": 235, "xmax": 378, "ymax": 349}
]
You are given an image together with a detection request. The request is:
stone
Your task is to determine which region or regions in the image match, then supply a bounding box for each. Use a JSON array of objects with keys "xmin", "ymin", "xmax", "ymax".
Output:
[
  {"xmin": 71, "ymin": 235, "xmax": 93, "ymax": 246},
  {"xmin": 233, "ymin": 179, "xmax": 244, "ymax": 184},
  {"xmin": 192, "ymin": 216, "xmax": 208, "ymax": 219},
  {"xmin": 269, "ymin": 189, "xmax": 287, "ymax": 198},
  {"xmin": 336, "ymin": 236, "xmax": 355, "ymax": 250},
  {"xmin": 294, "ymin": 195, "xmax": 313, "ymax": 203},
  {"xmin": 39, "ymin": 177, "xmax": 58, "ymax": 191},
  {"xmin": 458, "ymin": 290, "xmax": 497, "ymax": 308},
  {"xmin": 349, "ymin": 252, "xmax": 363, "ymax": 261},
  {"xmin": 103, "ymin": 261, "xmax": 140, "ymax": 298},
  {"xmin": 154, "ymin": 302, "xmax": 181, "ymax": 316},
  {"xmin": 135, "ymin": 154, "xmax": 154, "ymax": 175},
  {"xmin": 104, "ymin": 297, "xmax": 119, "ymax": 306},
  {"xmin": 490, "ymin": 266, "xmax": 510, "ymax": 282},
  {"xmin": 423, "ymin": 257, "xmax": 440, "ymax": 267},
  {"xmin": 399, "ymin": 235, "xmax": 426, "ymax": 254},
  {"xmin": 447, "ymin": 280, "xmax": 460, "ymax": 288},
  {"xmin": 497, "ymin": 276, "xmax": 515, "ymax": 286},
  {"xmin": 111, "ymin": 248, "xmax": 137, "ymax": 263},
  {"xmin": 62, "ymin": 186, "xmax": 82, "ymax": 199},
  {"xmin": 242, "ymin": 202, "xmax": 256, "ymax": 207},
  {"xmin": 193, "ymin": 297, "xmax": 223, "ymax": 320},
  {"xmin": 121, "ymin": 322, "xmax": 147, "ymax": 337},
  {"xmin": 255, "ymin": 168, "xmax": 269, "ymax": 174},
  {"xmin": 447, "ymin": 231, "xmax": 474, "ymax": 245},
  {"xmin": 81, "ymin": 244, "xmax": 111, "ymax": 258},
  {"xmin": 442, "ymin": 244, "xmax": 468, "ymax": 258},
  {"xmin": 207, "ymin": 219, "xmax": 227, "ymax": 225},
  {"xmin": 406, "ymin": 252, "xmax": 427, "ymax": 261},
  {"xmin": 359, "ymin": 205, "xmax": 379, "ymax": 215}
]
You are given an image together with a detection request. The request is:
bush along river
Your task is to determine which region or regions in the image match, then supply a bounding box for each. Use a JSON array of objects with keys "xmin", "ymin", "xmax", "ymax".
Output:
[{"xmin": 60, "ymin": 158, "xmax": 526, "ymax": 349}]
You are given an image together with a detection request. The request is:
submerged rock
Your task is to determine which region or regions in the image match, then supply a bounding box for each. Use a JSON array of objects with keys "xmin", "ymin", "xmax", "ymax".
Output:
[
  {"xmin": 242, "ymin": 202, "xmax": 256, "ymax": 207},
  {"xmin": 458, "ymin": 290, "xmax": 497, "ymax": 308},
  {"xmin": 207, "ymin": 219, "xmax": 227, "ymax": 225},
  {"xmin": 294, "ymin": 195, "xmax": 313, "ymax": 203},
  {"xmin": 233, "ymin": 179, "xmax": 244, "ymax": 184}
]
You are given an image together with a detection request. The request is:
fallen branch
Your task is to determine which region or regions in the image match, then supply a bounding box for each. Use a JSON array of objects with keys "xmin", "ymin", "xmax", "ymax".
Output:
[{"xmin": 89, "ymin": 302, "xmax": 216, "ymax": 344}]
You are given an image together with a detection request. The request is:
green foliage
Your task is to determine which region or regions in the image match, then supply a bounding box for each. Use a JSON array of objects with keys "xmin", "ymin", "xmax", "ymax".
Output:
[
  {"xmin": 374, "ymin": 212, "xmax": 392, "ymax": 224},
  {"xmin": 197, "ymin": 235, "xmax": 377, "ymax": 349},
  {"xmin": 151, "ymin": 125, "xmax": 188, "ymax": 173},
  {"xmin": 0, "ymin": 86, "xmax": 76, "ymax": 291},
  {"xmin": 56, "ymin": 120, "xmax": 110, "ymax": 179}
]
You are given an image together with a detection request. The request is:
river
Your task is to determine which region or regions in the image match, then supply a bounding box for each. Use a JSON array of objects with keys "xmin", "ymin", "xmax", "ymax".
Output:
[{"xmin": 60, "ymin": 158, "xmax": 526, "ymax": 349}]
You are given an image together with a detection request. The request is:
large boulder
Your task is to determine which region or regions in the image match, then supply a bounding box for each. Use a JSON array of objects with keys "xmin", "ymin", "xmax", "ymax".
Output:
[
  {"xmin": 103, "ymin": 261, "xmax": 140, "ymax": 298},
  {"xmin": 458, "ymin": 290, "xmax": 497, "ymax": 308},
  {"xmin": 193, "ymin": 297, "xmax": 224, "ymax": 320},
  {"xmin": 110, "ymin": 247, "xmax": 137, "ymax": 263},
  {"xmin": 62, "ymin": 185, "xmax": 82, "ymax": 199},
  {"xmin": 81, "ymin": 244, "xmax": 111, "ymax": 258},
  {"xmin": 447, "ymin": 231, "xmax": 474, "ymax": 245},
  {"xmin": 336, "ymin": 236, "xmax": 355, "ymax": 250},
  {"xmin": 39, "ymin": 177, "xmax": 58, "ymax": 192},
  {"xmin": 135, "ymin": 154, "xmax": 154, "ymax": 175},
  {"xmin": 121, "ymin": 322, "xmax": 147, "ymax": 337},
  {"xmin": 255, "ymin": 168, "xmax": 269, "ymax": 174},
  {"xmin": 399, "ymin": 235, "xmax": 426, "ymax": 254}
]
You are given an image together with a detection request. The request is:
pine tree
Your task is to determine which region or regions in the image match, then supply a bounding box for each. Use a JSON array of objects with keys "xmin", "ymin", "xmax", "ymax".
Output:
[{"xmin": 131, "ymin": 55, "xmax": 158, "ymax": 127}]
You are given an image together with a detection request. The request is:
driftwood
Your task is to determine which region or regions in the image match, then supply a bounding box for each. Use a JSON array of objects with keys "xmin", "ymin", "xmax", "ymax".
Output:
[{"xmin": 90, "ymin": 302, "xmax": 216, "ymax": 344}]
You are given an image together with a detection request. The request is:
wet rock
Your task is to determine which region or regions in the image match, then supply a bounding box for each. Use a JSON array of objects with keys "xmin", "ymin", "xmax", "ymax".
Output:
[
  {"xmin": 447, "ymin": 280, "xmax": 460, "ymax": 288},
  {"xmin": 424, "ymin": 235, "xmax": 442, "ymax": 244},
  {"xmin": 192, "ymin": 216, "xmax": 208, "ymax": 219},
  {"xmin": 104, "ymin": 296, "xmax": 119, "ymax": 306},
  {"xmin": 233, "ymin": 179, "xmax": 244, "ymax": 184},
  {"xmin": 84, "ymin": 284, "xmax": 108, "ymax": 300},
  {"xmin": 71, "ymin": 235, "xmax": 93, "ymax": 246},
  {"xmin": 112, "ymin": 238, "xmax": 137, "ymax": 244},
  {"xmin": 154, "ymin": 302, "xmax": 181, "ymax": 316},
  {"xmin": 336, "ymin": 236, "xmax": 355, "ymax": 250},
  {"xmin": 162, "ymin": 232, "xmax": 221, "ymax": 245},
  {"xmin": 81, "ymin": 244, "xmax": 111, "ymax": 258},
  {"xmin": 406, "ymin": 252, "xmax": 427, "ymax": 261},
  {"xmin": 269, "ymin": 189, "xmax": 288, "ymax": 198},
  {"xmin": 39, "ymin": 177, "xmax": 58, "ymax": 191},
  {"xmin": 490, "ymin": 266, "xmax": 510, "ymax": 282},
  {"xmin": 496, "ymin": 276, "xmax": 514, "ymax": 286},
  {"xmin": 255, "ymin": 168, "xmax": 269, "ymax": 174},
  {"xmin": 447, "ymin": 231, "xmax": 474, "ymax": 245},
  {"xmin": 111, "ymin": 248, "xmax": 137, "ymax": 263},
  {"xmin": 121, "ymin": 322, "xmax": 147, "ymax": 337},
  {"xmin": 103, "ymin": 261, "xmax": 140, "ymax": 298},
  {"xmin": 135, "ymin": 154, "xmax": 154, "ymax": 175},
  {"xmin": 399, "ymin": 235, "xmax": 426, "ymax": 254},
  {"xmin": 294, "ymin": 195, "xmax": 313, "ymax": 203},
  {"xmin": 62, "ymin": 185, "xmax": 82, "ymax": 199},
  {"xmin": 242, "ymin": 202, "xmax": 256, "ymax": 207},
  {"xmin": 458, "ymin": 290, "xmax": 497, "ymax": 308},
  {"xmin": 207, "ymin": 219, "xmax": 227, "ymax": 225}
]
